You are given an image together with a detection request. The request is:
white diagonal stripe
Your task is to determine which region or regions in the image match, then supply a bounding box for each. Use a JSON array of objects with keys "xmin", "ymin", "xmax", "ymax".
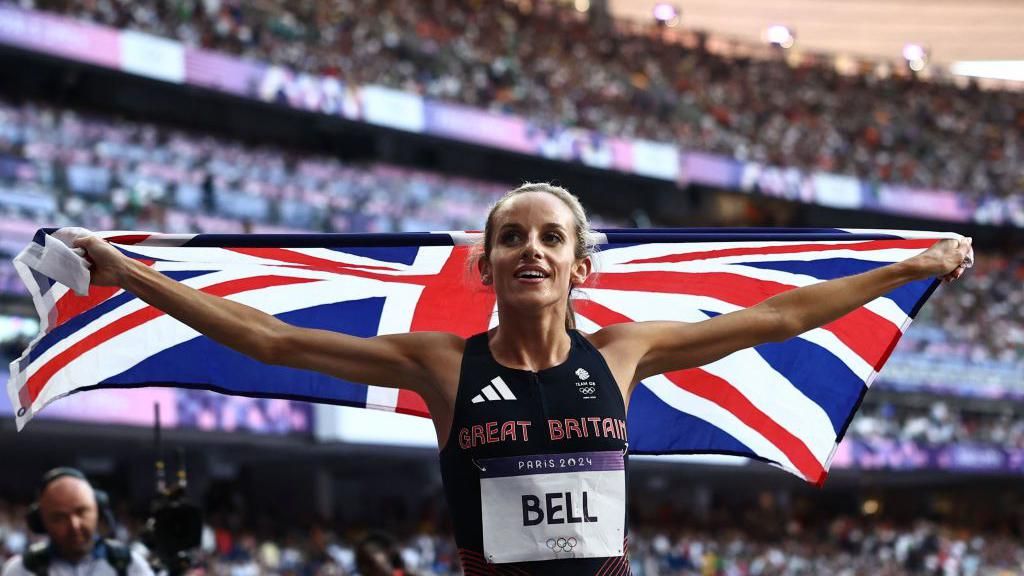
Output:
[
  {"xmin": 365, "ymin": 387, "xmax": 399, "ymax": 413},
  {"xmin": 481, "ymin": 385, "xmax": 501, "ymax": 401},
  {"xmin": 581, "ymin": 288, "xmax": 838, "ymax": 462},
  {"xmin": 471, "ymin": 395, "xmax": 485, "ymax": 404},
  {"xmin": 701, "ymin": 348, "xmax": 836, "ymax": 464},
  {"xmin": 642, "ymin": 375, "xmax": 801, "ymax": 480},
  {"xmin": 490, "ymin": 376, "xmax": 516, "ymax": 400}
]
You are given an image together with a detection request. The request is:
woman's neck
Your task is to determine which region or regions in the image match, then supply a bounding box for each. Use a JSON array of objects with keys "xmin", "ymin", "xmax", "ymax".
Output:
[{"xmin": 489, "ymin": 309, "xmax": 571, "ymax": 372}]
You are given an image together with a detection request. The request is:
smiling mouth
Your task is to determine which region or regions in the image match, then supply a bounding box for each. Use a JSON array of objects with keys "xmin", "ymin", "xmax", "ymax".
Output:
[{"xmin": 515, "ymin": 271, "xmax": 549, "ymax": 282}]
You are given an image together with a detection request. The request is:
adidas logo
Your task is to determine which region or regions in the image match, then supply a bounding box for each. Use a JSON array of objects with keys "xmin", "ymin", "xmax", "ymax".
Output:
[{"xmin": 471, "ymin": 377, "xmax": 517, "ymax": 403}]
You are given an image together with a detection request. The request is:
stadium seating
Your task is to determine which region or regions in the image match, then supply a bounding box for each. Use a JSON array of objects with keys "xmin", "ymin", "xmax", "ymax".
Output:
[{"xmin": 31, "ymin": 0, "xmax": 1024, "ymax": 202}]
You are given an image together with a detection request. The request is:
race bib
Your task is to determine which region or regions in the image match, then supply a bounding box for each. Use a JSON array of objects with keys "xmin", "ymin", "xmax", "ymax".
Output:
[{"xmin": 478, "ymin": 450, "xmax": 625, "ymax": 564}]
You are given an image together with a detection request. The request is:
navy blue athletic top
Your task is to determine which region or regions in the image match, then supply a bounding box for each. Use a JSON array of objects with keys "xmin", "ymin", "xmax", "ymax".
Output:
[{"xmin": 439, "ymin": 330, "xmax": 631, "ymax": 575}]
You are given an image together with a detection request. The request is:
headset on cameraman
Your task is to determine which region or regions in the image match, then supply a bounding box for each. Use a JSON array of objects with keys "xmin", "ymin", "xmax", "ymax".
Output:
[{"xmin": 22, "ymin": 467, "xmax": 131, "ymax": 576}]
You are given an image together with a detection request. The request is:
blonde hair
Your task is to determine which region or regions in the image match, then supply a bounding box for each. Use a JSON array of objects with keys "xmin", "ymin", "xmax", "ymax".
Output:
[{"xmin": 480, "ymin": 183, "xmax": 595, "ymax": 330}]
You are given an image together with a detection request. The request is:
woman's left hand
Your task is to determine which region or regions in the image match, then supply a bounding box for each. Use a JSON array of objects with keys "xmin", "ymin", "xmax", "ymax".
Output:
[{"xmin": 914, "ymin": 237, "xmax": 974, "ymax": 283}]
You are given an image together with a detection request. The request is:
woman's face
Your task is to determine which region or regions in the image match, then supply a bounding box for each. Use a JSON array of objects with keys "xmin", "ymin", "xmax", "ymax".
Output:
[{"xmin": 481, "ymin": 192, "xmax": 590, "ymax": 313}]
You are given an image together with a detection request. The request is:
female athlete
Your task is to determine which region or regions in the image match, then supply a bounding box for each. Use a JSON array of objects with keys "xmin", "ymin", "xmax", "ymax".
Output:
[{"xmin": 74, "ymin": 183, "xmax": 973, "ymax": 575}]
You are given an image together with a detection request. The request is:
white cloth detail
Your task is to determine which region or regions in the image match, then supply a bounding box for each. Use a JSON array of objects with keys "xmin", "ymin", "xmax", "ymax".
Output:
[{"xmin": 13, "ymin": 228, "xmax": 93, "ymax": 296}]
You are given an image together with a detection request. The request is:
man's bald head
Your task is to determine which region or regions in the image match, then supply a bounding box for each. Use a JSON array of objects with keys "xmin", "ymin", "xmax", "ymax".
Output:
[{"xmin": 38, "ymin": 475, "xmax": 99, "ymax": 561}]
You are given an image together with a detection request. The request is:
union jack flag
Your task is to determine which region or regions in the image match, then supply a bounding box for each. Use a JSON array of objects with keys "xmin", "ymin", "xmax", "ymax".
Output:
[{"xmin": 9, "ymin": 228, "xmax": 954, "ymax": 485}]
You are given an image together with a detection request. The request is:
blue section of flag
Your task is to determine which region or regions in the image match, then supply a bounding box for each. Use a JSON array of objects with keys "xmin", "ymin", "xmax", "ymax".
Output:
[
  {"xmin": 627, "ymin": 384, "xmax": 753, "ymax": 456},
  {"xmin": 33, "ymin": 229, "xmax": 51, "ymax": 246},
  {"xmin": 102, "ymin": 298, "xmax": 387, "ymax": 405},
  {"xmin": 116, "ymin": 246, "xmax": 174, "ymax": 262},
  {"xmin": 328, "ymin": 245, "xmax": 420, "ymax": 266},
  {"xmin": 29, "ymin": 268, "xmax": 55, "ymax": 295},
  {"xmin": 753, "ymin": 340, "xmax": 865, "ymax": 436}
]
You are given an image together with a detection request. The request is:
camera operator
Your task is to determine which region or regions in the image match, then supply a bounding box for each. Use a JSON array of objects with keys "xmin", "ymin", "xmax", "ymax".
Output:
[{"xmin": 2, "ymin": 468, "xmax": 153, "ymax": 576}]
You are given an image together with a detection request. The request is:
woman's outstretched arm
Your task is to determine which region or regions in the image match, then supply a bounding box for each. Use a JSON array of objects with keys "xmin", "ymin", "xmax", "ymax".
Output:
[
  {"xmin": 593, "ymin": 237, "xmax": 974, "ymax": 393},
  {"xmin": 73, "ymin": 235, "xmax": 462, "ymax": 395}
]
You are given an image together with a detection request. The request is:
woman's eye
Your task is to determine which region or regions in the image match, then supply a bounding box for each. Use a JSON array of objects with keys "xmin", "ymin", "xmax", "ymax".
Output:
[
  {"xmin": 545, "ymin": 233, "xmax": 562, "ymax": 243},
  {"xmin": 501, "ymin": 232, "xmax": 521, "ymax": 244}
]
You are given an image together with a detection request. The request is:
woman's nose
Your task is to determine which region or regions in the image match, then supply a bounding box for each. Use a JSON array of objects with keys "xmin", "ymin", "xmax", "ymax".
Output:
[{"xmin": 521, "ymin": 237, "xmax": 543, "ymax": 259}]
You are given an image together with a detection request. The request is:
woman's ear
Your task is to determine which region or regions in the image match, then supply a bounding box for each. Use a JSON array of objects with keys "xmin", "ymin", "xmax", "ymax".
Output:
[
  {"xmin": 571, "ymin": 257, "xmax": 592, "ymax": 287},
  {"xmin": 478, "ymin": 256, "xmax": 493, "ymax": 285}
]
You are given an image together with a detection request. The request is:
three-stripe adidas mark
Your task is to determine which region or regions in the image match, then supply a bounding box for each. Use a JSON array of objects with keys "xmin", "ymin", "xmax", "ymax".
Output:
[{"xmin": 471, "ymin": 376, "xmax": 517, "ymax": 403}]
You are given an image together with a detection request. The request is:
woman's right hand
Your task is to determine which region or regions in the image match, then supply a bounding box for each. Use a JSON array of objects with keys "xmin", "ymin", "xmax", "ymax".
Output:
[{"xmin": 72, "ymin": 235, "xmax": 133, "ymax": 287}]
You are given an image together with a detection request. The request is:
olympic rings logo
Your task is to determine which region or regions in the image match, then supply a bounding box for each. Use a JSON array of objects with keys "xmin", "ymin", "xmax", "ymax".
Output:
[
  {"xmin": 546, "ymin": 536, "xmax": 578, "ymax": 556},
  {"xmin": 578, "ymin": 386, "xmax": 595, "ymax": 395}
]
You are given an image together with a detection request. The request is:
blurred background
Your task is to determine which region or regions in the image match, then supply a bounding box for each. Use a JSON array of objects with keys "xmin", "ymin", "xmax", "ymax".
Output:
[{"xmin": 0, "ymin": 0, "xmax": 1022, "ymax": 574}]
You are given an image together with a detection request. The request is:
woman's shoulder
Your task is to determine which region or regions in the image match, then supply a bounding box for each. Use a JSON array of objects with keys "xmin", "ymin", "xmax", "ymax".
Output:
[
  {"xmin": 401, "ymin": 330, "xmax": 470, "ymax": 355},
  {"xmin": 578, "ymin": 322, "xmax": 644, "ymax": 349},
  {"xmin": 369, "ymin": 331, "xmax": 468, "ymax": 376}
]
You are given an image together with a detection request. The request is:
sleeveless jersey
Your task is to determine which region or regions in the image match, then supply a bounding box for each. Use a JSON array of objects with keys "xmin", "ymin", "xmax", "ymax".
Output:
[{"xmin": 439, "ymin": 330, "xmax": 631, "ymax": 575}]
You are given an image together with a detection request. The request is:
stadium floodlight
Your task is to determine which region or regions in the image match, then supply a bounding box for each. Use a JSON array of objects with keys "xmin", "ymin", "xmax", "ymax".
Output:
[
  {"xmin": 903, "ymin": 43, "xmax": 928, "ymax": 72},
  {"xmin": 652, "ymin": 3, "xmax": 681, "ymax": 27},
  {"xmin": 764, "ymin": 25, "xmax": 795, "ymax": 49},
  {"xmin": 574, "ymin": 0, "xmax": 590, "ymax": 12},
  {"xmin": 950, "ymin": 60, "xmax": 1024, "ymax": 82}
]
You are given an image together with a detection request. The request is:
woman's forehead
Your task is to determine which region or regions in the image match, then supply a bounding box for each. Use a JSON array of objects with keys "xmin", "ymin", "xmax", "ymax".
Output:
[{"xmin": 494, "ymin": 192, "xmax": 574, "ymax": 227}]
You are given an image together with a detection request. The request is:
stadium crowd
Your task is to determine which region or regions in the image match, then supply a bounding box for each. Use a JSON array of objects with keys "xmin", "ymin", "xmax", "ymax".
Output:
[
  {"xmin": 23, "ymin": 0, "xmax": 1024, "ymax": 204},
  {"xmin": 1, "ymin": 496, "xmax": 1022, "ymax": 575},
  {"xmin": 898, "ymin": 252, "xmax": 1024, "ymax": 366},
  {"xmin": 0, "ymin": 98, "xmax": 511, "ymax": 236},
  {"xmin": 0, "ymin": 97, "xmax": 1022, "ymax": 389},
  {"xmin": 849, "ymin": 401, "xmax": 1024, "ymax": 448}
]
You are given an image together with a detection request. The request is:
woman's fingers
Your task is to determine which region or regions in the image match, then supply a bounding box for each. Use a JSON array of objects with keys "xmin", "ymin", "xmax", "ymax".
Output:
[
  {"xmin": 72, "ymin": 236, "xmax": 98, "ymax": 266},
  {"xmin": 942, "ymin": 237, "xmax": 973, "ymax": 281}
]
